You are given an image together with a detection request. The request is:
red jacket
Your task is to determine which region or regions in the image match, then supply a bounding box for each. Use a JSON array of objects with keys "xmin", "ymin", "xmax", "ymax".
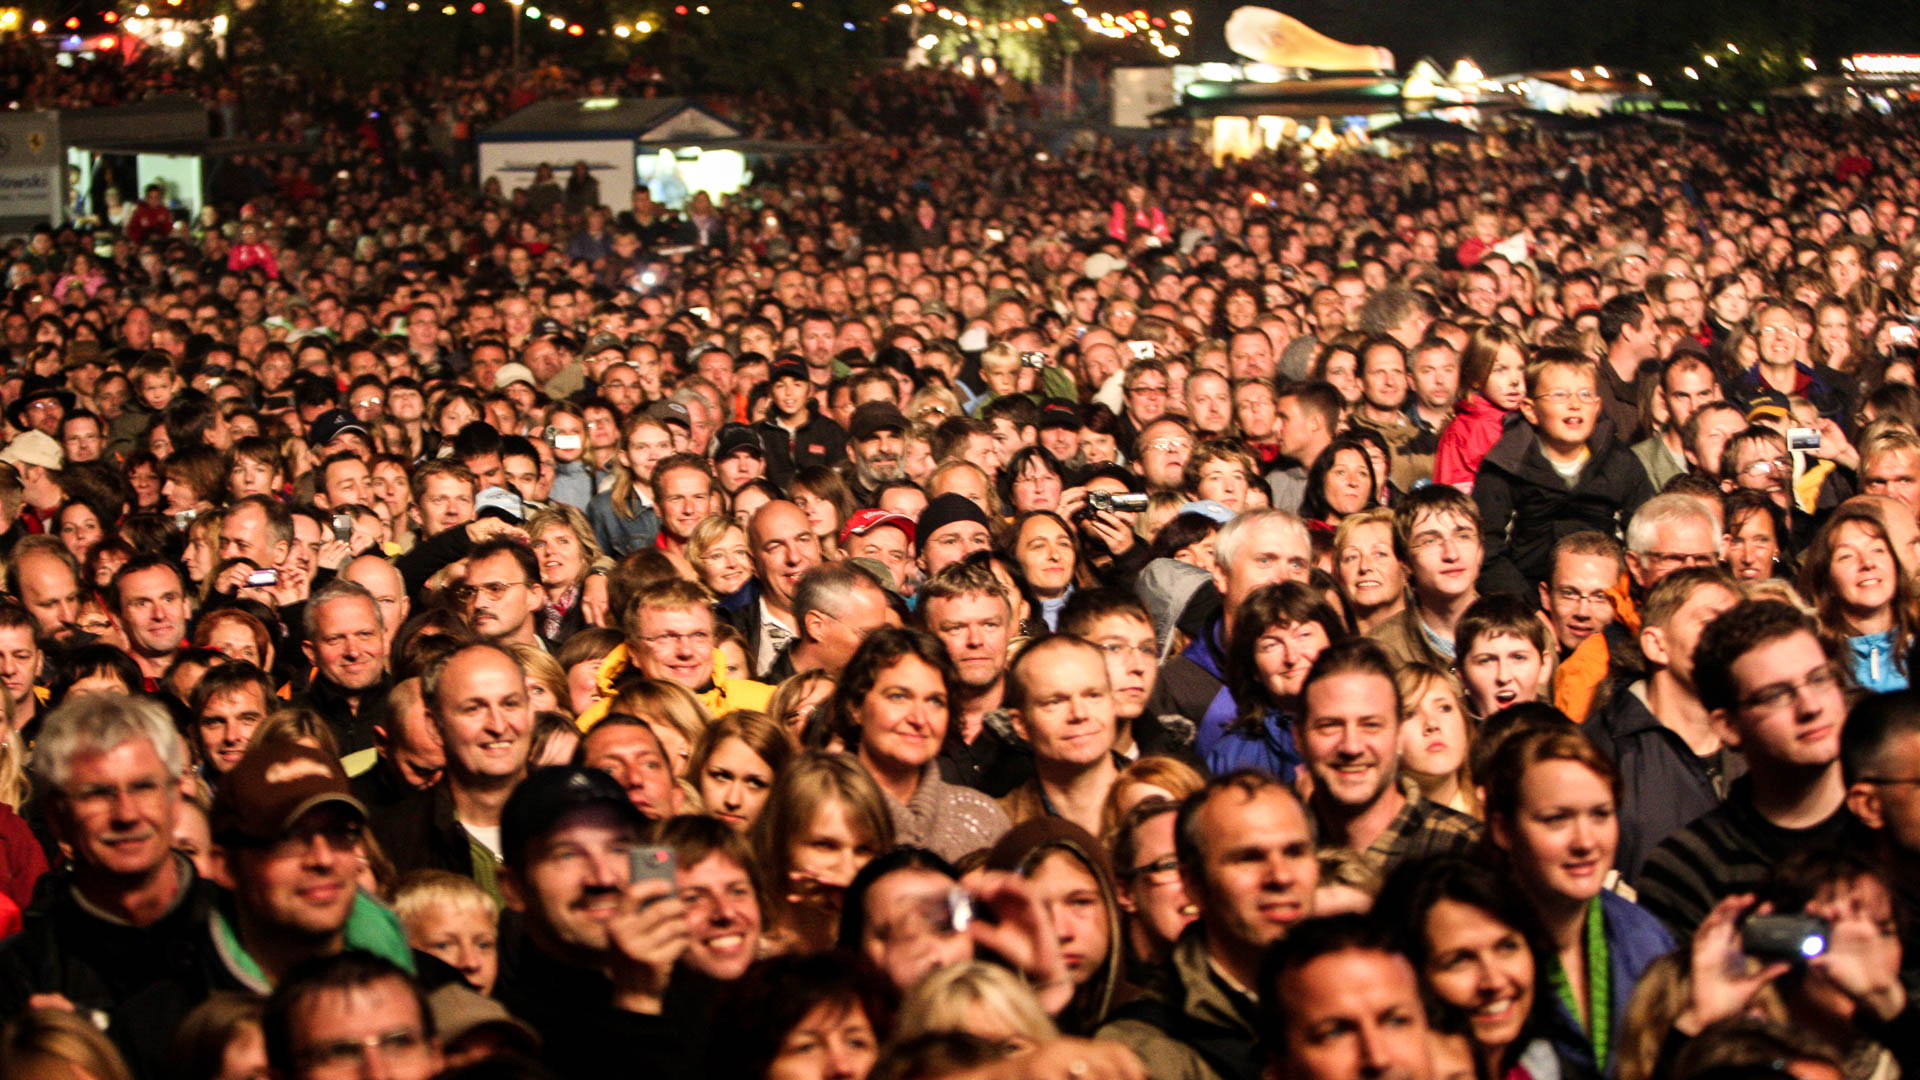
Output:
[{"xmin": 1433, "ymin": 394, "xmax": 1513, "ymax": 490}]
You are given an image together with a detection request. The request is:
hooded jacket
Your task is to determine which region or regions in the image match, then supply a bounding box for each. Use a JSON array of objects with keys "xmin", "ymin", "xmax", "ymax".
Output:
[
  {"xmin": 985, "ymin": 819, "xmax": 1128, "ymax": 1035},
  {"xmin": 574, "ymin": 642, "xmax": 774, "ymax": 731},
  {"xmin": 1472, "ymin": 414, "xmax": 1653, "ymax": 599},
  {"xmin": 1433, "ymin": 394, "xmax": 1513, "ymax": 489}
]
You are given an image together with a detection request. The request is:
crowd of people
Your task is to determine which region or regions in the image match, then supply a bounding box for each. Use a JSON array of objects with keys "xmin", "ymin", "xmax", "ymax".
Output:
[{"xmin": 0, "ymin": 39, "xmax": 1917, "ymax": 1080}]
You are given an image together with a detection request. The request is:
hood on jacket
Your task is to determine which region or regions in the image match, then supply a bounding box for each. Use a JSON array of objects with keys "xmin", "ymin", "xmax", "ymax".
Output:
[{"xmin": 985, "ymin": 818, "xmax": 1126, "ymax": 1032}]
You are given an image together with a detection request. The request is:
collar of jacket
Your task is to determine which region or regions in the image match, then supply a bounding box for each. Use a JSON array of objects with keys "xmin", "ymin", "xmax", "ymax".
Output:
[{"xmin": 1482, "ymin": 410, "xmax": 1622, "ymax": 475}]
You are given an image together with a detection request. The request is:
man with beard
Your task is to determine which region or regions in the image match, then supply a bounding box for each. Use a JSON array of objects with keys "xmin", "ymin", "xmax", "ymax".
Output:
[
  {"xmin": 492, "ymin": 766, "xmax": 698, "ymax": 1080},
  {"xmin": 843, "ymin": 401, "xmax": 909, "ymax": 506},
  {"xmin": 107, "ymin": 556, "xmax": 189, "ymax": 687},
  {"xmin": 292, "ymin": 581, "xmax": 391, "ymax": 755}
]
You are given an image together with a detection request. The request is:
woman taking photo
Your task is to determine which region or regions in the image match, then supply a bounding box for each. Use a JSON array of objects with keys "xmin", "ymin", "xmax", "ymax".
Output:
[
  {"xmin": 1799, "ymin": 502, "xmax": 1918, "ymax": 692},
  {"xmin": 1332, "ymin": 508, "xmax": 1406, "ymax": 634},
  {"xmin": 983, "ymin": 819, "xmax": 1127, "ymax": 1034},
  {"xmin": 1006, "ymin": 511, "xmax": 1084, "ymax": 631},
  {"xmin": 829, "ymin": 628, "xmax": 1012, "ymax": 863},
  {"xmin": 1377, "ymin": 855, "xmax": 1578, "ymax": 1080},
  {"xmin": 1203, "ymin": 582, "xmax": 1344, "ymax": 779},
  {"xmin": 527, "ymin": 506, "xmax": 604, "ymax": 642},
  {"xmin": 1483, "ymin": 728, "xmax": 1673, "ymax": 1075},
  {"xmin": 751, "ymin": 751, "xmax": 895, "ymax": 955}
]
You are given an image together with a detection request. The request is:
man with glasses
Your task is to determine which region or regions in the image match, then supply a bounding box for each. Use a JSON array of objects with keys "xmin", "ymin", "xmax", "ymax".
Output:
[
  {"xmin": 1119, "ymin": 358, "xmax": 1171, "ymax": 445},
  {"xmin": 1132, "ymin": 417, "xmax": 1194, "ymax": 492},
  {"xmin": 457, "ymin": 538, "xmax": 549, "ymax": 650},
  {"xmin": 764, "ymin": 562, "xmax": 896, "ymax": 683},
  {"xmin": 620, "ymin": 580, "xmax": 773, "ymax": 719},
  {"xmin": 58, "ymin": 409, "xmax": 104, "ymax": 464},
  {"xmin": 1109, "ymin": 799, "xmax": 1195, "ymax": 969},
  {"xmin": 1638, "ymin": 600, "xmax": 1855, "ymax": 933},
  {"xmin": 1473, "ymin": 351, "xmax": 1653, "ymax": 597},
  {"xmin": 1841, "ymin": 691, "xmax": 1920, "ymax": 975},
  {"xmin": 263, "ymin": 952, "xmax": 443, "ymax": 1080},
  {"xmin": 1063, "ymin": 589, "xmax": 1193, "ymax": 761},
  {"xmin": 0, "ymin": 694, "xmax": 197, "ymax": 1070},
  {"xmin": 1540, "ymin": 531, "xmax": 1625, "ymax": 657},
  {"xmin": 1734, "ymin": 300, "xmax": 1851, "ymax": 422},
  {"xmin": 1555, "ymin": 492, "xmax": 1724, "ymax": 723}
]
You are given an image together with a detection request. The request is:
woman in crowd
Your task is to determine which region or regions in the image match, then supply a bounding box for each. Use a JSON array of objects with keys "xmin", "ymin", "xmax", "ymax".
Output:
[
  {"xmin": 771, "ymin": 669, "xmax": 838, "ymax": 746},
  {"xmin": 1002, "ymin": 446, "xmax": 1067, "ymax": 515},
  {"xmin": 1098, "ymin": 756, "xmax": 1204, "ymax": 839},
  {"xmin": 511, "ymin": 644, "xmax": 572, "ymax": 718},
  {"xmin": 1395, "ymin": 660, "xmax": 1478, "ymax": 814},
  {"xmin": 691, "ymin": 709, "xmax": 796, "ymax": 832},
  {"xmin": 1483, "ymin": 727, "xmax": 1674, "ymax": 1074},
  {"xmin": 982, "ymin": 819, "xmax": 1127, "ymax": 1034},
  {"xmin": 793, "ymin": 465, "xmax": 857, "ymax": 560},
  {"xmin": 161, "ymin": 447, "xmax": 224, "ymax": 524},
  {"xmin": 1181, "ymin": 441, "xmax": 1258, "ymax": 514},
  {"xmin": 1204, "ymin": 582, "xmax": 1343, "ymax": 778},
  {"xmin": 710, "ymin": 951, "xmax": 891, "ymax": 1080},
  {"xmin": 1798, "ymin": 502, "xmax": 1917, "ymax": 693},
  {"xmin": 1006, "ymin": 511, "xmax": 1082, "ymax": 632},
  {"xmin": 690, "ymin": 514, "xmax": 759, "ymax": 614},
  {"xmin": 1297, "ymin": 435, "xmax": 1381, "ymax": 529},
  {"xmin": 1723, "ymin": 489, "xmax": 1790, "ymax": 582},
  {"xmin": 602, "ymin": 679, "xmax": 711, "ymax": 776},
  {"xmin": 893, "ymin": 962, "xmax": 1058, "ymax": 1050},
  {"xmin": 754, "ymin": 752, "xmax": 894, "ymax": 956},
  {"xmin": 1310, "ymin": 343, "xmax": 1364, "ymax": 409},
  {"xmin": 1436, "ymin": 323, "xmax": 1530, "ymax": 490},
  {"xmin": 1331, "ymin": 506, "xmax": 1406, "ymax": 634},
  {"xmin": 588, "ymin": 413, "xmax": 671, "ymax": 556},
  {"xmin": 527, "ymin": 506, "xmax": 604, "ymax": 642}
]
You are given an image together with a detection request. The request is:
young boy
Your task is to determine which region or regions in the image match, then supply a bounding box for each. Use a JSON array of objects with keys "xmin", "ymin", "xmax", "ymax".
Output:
[
  {"xmin": 1453, "ymin": 594, "xmax": 1553, "ymax": 718},
  {"xmin": 392, "ymin": 870, "xmax": 501, "ymax": 995}
]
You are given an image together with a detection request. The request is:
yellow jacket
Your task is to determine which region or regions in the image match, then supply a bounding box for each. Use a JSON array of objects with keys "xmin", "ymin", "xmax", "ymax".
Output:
[{"xmin": 575, "ymin": 642, "xmax": 774, "ymax": 730}]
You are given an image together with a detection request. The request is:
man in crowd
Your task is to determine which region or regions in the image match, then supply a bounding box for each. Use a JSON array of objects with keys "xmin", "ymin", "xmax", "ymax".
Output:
[
  {"xmin": 1001, "ymin": 635, "xmax": 1121, "ymax": 836},
  {"xmin": 7, "ymin": 535, "xmax": 85, "ymax": 646},
  {"xmin": 765, "ymin": 562, "xmax": 895, "ymax": 682},
  {"xmin": 734, "ymin": 501, "xmax": 822, "ymax": 672},
  {"xmin": 1539, "ymin": 531, "xmax": 1624, "ymax": 657},
  {"xmin": 1371, "ymin": 486, "xmax": 1482, "ymax": 669},
  {"xmin": 294, "ymin": 580, "xmax": 391, "ymax": 754}
]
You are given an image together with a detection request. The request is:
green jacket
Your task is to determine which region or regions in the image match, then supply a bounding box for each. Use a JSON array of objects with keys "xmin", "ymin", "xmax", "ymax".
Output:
[
  {"xmin": 1096, "ymin": 928, "xmax": 1261, "ymax": 1080},
  {"xmin": 210, "ymin": 889, "xmax": 414, "ymax": 994}
]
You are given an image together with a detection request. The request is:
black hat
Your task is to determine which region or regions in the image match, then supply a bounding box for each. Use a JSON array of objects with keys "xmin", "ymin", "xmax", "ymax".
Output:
[
  {"xmin": 714, "ymin": 423, "xmax": 765, "ymax": 460},
  {"xmin": 1038, "ymin": 400, "xmax": 1081, "ymax": 430},
  {"xmin": 6, "ymin": 378, "xmax": 75, "ymax": 430},
  {"xmin": 582, "ymin": 332, "xmax": 625, "ymax": 357},
  {"xmin": 769, "ymin": 360, "xmax": 810, "ymax": 385},
  {"xmin": 849, "ymin": 401, "xmax": 909, "ymax": 443},
  {"xmin": 307, "ymin": 408, "xmax": 370, "ymax": 450},
  {"xmin": 915, "ymin": 492, "xmax": 992, "ymax": 550},
  {"xmin": 644, "ymin": 400, "xmax": 691, "ymax": 431},
  {"xmin": 501, "ymin": 766, "xmax": 648, "ymax": 868}
]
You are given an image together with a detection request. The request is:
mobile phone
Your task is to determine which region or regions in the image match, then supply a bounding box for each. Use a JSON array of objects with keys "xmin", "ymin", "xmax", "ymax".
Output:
[
  {"xmin": 331, "ymin": 513, "xmax": 353, "ymax": 543},
  {"xmin": 942, "ymin": 885, "xmax": 997, "ymax": 932},
  {"xmin": 548, "ymin": 427, "xmax": 583, "ymax": 451},
  {"xmin": 689, "ymin": 306, "xmax": 711, "ymax": 322},
  {"xmin": 1891, "ymin": 324, "xmax": 1917, "ymax": 346},
  {"xmin": 1126, "ymin": 340, "xmax": 1154, "ymax": 360},
  {"xmin": 986, "ymin": 228, "xmax": 1006, "ymax": 243},
  {"xmin": 628, "ymin": 845, "xmax": 676, "ymax": 886},
  {"xmin": 1020, "ymin": 351, "xmax": 1048, "ymax": 369},
  {"xmin": 1787, "ymin": 427, "xmax": 1820, "ymax": 452},
  {"xmin": 1741, "ymin": 913, "xmax": 1828, "ymax": 964},
  {"xmin": 245, "ymin": 568, "xmax": 279, "ymax": 588},
  {"xmin": 263, "ymin": 395, "xmax": 292, "ymax": 410}
]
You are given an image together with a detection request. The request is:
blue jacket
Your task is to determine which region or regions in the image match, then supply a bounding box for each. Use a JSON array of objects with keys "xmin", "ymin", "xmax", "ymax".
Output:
[
  {"xmin": 586, "ymin": 490, "xmax": 660, "ymax": 557},
  {"xmin": 1203, "ymin": 705, "xmax": 1300, "ymax": 782},
  {"xmin": 1544, "ymin": 890, "xmax": 1674, "ymax": 1077},
  {"xmin": 1846, "ymin": 631, "xmax": 1909, "ymax": 694}
]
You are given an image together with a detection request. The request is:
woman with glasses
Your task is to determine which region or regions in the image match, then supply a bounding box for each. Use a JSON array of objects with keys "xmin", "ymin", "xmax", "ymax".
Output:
[
  {"xmin": 1001, "ymin": 446, "xmax": 1067, "ymax": 515},
  {"xmin": 1204, "ymin": 582, "xmax": 1345, "ymax": 780},
  {"xmin": 1799, "ymin": 503, "xmax": 1917, "ymax": 693}
]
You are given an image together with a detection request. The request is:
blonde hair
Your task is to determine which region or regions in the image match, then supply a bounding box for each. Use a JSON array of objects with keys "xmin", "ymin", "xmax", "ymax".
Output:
[
  {"xmin": 603, "ymin": 680, "xmax": 710, "ymax": 770},
  {"xmin": 0, "ymin": 1008, "xmax": 136, "ymax": 1080},
  {"xmin": 768, "ymin": 669, "xmax": 835, "ymax": 739},
  {"xmin": 391, "ymin": 869, "xmax": 501, "ymax": 938},
  {"xmin": 1392, "ymin": 662, "xmax": 1480, "ymax": 817},
  {"xmin": 509, "ymin": 643, "xmax": 571, "ymax": 718},
  {"xmin": 0, "ymin": 728, "xmax": 29, "ymax": 810},
  {"xmin": 686, "ymin": 515, "xmax": 745, "ymax": 571},
  {"xmin": 1615, "ymin": 954, "xmax": 1787, "ymax": 1080},
  {"xmin": 526, "ymin": 506, "xmax": 605, "ymax": 589},
  {"xmin": 752, "ymin": 752, "xmax": 894, "ymax": 930},
  {"xmin": 894, "ymin": 962, "xmax": 1060, "ymax": 1045}
]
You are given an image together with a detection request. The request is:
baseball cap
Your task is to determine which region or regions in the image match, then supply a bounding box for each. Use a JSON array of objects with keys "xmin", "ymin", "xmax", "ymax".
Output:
[
  {"xmin": 769, "ymin": 360, "xmax": 810, "ymax": 385},
  {"xmin": 493, "ymin": 362, "xmax": 537, "ymax": 390},
  {"xmin": 475, "ymin": 485, "xmax": 527, "ymax": 524},
  {"xmin": 582, "ymin": 332, "xmax": 625, "ymax": 357},
  {"xmin": 0, "ymin": 430, "xmax": 63, "ymax": 472},
  {"xmin": 849, "ymin": 401, "xmax": 909, "ymax": 443},
  {"xmin": 840, "ymin": 508, "xmax": 916, "ymax": 547},
  {"xmin": 644, "ymin": 400, "xmax": 691, "ymax": 431},
  {"xmin": 714, "ymin": 424, "xmax": 765, "ymax": 460},
  {"xmin": 307, "ymin": 409, "xmax": 370, "ymax": 451},
  {"xmin": 501, "ymin": 765, "xmax": 649, "ymax": 868},
  {"xmin": 212, "ymin": 741, "xmax": 366, "ymax": 844},
  {"xmin": 1176, "ymin": 499, "xmax": 1235, "ymax": 525},
  {"xmin": 1038, "ymin": 401, "xmax": 1081, "ymax": 430}
]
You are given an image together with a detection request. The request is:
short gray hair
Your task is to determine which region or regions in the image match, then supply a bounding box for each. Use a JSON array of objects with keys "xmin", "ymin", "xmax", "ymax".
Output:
[
  {"xmin": 302, "ymin": 578, "xmax": 383, "ymax": 641},
  {"xmin": 1624, "ymin": 493, "xmax": 1723, "ymax": 557},
  {"xmin": 33, "ymin": 693, "xmax": 185, "ymax": 790},
  {"xmin": 1214, "ymin": 508, "xmax": 1310, "ymax": 574}
]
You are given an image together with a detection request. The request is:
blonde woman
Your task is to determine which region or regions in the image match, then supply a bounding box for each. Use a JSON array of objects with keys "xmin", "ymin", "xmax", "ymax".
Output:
[
  {"xmin": 1393, "ymin": 662, "xmax": 1479, "ymax": 817},
  {"xmin": 751, "ymin": 751, "xmax": 895, "ymax": 955},
  {"xmin": 508, "ymin": 643, "xmax": 572, "ymax": 719},
  {"xmin": 601, "ymin": 679, "xmax": 711, "ymax": 776},
  {"xmin": 768, "ymin": 669, "xmax": 836, "ymax": 746},
  {"xmin": 687, "ymin": 514, "xmax": 756, "ymax": 609},
  {"xmin": 1098, "ymin": 755, "xmax": 1205, "ymax": 839},
  {"xmin": 0, "ymin": 1009, "xmax": 136, "ymax": 1080},
  {"xmin": 527, "ymin": 506, "xmax": 606, "ymax": 640},
  {"xmin": 894, "ymin": 962, "xmax": 1060, "ymax": 1049}
]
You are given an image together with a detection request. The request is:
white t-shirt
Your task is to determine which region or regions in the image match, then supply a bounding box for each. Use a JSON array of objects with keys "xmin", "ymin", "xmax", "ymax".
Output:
[{"xmin": 462, "ymin": 821, "xmax": 503, "ymax": 861}]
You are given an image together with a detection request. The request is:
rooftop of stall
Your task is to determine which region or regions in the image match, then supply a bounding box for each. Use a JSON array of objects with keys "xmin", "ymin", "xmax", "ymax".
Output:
[{"xmin": 61, "ymin": 95, "xmax": 311, "ymax": 220}]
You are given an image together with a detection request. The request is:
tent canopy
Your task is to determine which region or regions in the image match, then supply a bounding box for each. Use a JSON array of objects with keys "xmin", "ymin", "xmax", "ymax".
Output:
[{"xmin": 480, "ymin": 97, "xmax": 745, "ymax": 146}]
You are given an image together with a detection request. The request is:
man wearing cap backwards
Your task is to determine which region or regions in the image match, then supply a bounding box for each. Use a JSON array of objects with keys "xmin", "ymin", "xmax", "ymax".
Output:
[
  {"xmin": 917, "ymin": 492, "xmax": 995, "ymax": 579},
  {"xmin": 0, "ymin": 429, "xmax": 65, "ymax": 535},
  {"xmin": 763, "ymin": 562, "xmax": 897, "ymax": 683},
  {"xmin": 844, "ymin": 399, "xmax": 910, "ymax": 506},
  {"xmin": 493, "ymin": 766, "xmax": 701, "ymax": 1080},
  {"xmin": 0, "ymin": 694, "xmax": 206, "ymax": 1073},
  {"xmin": 843, "ymin": 508, "xmax": 917, "ymax": 600},
  {"xmin": 712, "ymin": 423, "xmax": 768, "ymax": 494},
  {"xmin": 372, "ymin": 643, "xmax": 533, "ymax": 889},
  {"xmin": 757, "ymin": 358, "xmax": 845, "ymax": 488}
]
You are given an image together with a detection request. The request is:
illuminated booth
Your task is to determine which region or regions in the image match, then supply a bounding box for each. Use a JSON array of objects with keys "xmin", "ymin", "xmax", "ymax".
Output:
[{"xmin": 477, "ymin": 97, "xmax": 809, "ymax": 211}]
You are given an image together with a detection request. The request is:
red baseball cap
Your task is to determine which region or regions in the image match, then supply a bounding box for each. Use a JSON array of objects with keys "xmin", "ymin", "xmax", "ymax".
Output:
[{"xmin": 840, "ymin": 508, "xmax": 916, "ymax": 547}]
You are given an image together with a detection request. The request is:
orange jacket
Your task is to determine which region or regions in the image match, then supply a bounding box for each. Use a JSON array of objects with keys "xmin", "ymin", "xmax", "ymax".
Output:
[{"xmin": 1551, "ymin": 570, "xmax": 1640, "ymax": 724}]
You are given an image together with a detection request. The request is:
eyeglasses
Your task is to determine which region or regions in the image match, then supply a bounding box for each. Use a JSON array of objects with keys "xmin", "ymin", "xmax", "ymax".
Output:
[
  {"xmin": 1127, "ymin": 383, "xmax": 1169, "ymax": 397},
  {"xmin": 1097, "ymin": 641, "xmax": 1158, "ymax": 663},
  {"xmin": 1736, "ymin": 663, "xmax": 1841, "ymax": 714},
  {"xmin": 263, "ymin": 819, "xmax": 366, "ymax": 860},
  {"xmin": 1123, "ymin": 856, "xmax": 1182, "ymax": 885},
  {"xmin": 1552, "ymin": 587, "xmax": 1612, "ymax": 608},
  {"xmin": 1741, "ymin": 458, "xmax": 1793, "ymax": 478},
  {"xmin": 297, "ymin": 1028, "xmax": 431, "ymax": 1077},
  {"xmin": 642, "ymin": 629, "xmax": 713, "ymax": 651},
  {"xmin": 1642, "ymin": 551, "xmax": 1717, "ymax": 571},
  {"xmin": 1532, "ymin": 389, "xmax": 1601, "ymax": 406},
  {"xmin": 1145, "ymin": 438, "xmax": 1192, "ymax": 454},
  {"xmin": 453, "ymin": 581, "xmax": 527, "ymax": 603}
]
